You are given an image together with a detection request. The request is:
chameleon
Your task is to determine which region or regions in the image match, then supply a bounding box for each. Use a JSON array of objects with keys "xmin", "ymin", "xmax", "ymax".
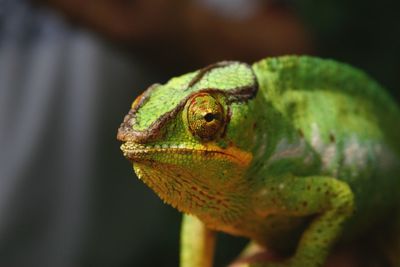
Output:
[{"xmin": 117, "ymin": 56, "xmax": 400, "ymax": 267}]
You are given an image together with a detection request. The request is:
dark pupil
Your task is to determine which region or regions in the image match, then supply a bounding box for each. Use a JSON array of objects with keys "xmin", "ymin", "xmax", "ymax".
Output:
[{"xmin": 204, "ymin": 113, "xmax": 215, "ymax": 122}]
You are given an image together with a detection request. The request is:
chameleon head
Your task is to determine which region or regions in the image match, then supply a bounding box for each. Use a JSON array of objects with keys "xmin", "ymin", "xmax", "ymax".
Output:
[{"xmin": 117, "ymin": 61, "xmax": 260, "ymax": 224}]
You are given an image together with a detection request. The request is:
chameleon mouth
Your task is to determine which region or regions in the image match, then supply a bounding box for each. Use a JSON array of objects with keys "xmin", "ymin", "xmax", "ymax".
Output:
[{"xmin": 120, "ymin": 142, "xmax": 252, "ymax": 166}]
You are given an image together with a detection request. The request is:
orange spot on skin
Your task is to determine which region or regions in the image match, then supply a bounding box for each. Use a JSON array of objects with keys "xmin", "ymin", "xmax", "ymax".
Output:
[
  {"xmin": 198, "ymin": 190, "xmax": 216, "ymax": 200},
  {"xmin": 131, "ymin": 92, "xmax": 145, "ymax": 109}
]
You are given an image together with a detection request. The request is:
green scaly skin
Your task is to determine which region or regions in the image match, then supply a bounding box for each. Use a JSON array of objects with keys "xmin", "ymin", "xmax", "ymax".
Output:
[{"xmin": 117, "ymin": 56, "xmax": 400, "ymax": 267}]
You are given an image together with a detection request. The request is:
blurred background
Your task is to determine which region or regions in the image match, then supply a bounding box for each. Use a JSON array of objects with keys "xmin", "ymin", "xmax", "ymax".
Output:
[{"xmin": 0, "ymin": 0, "xmax": 399, "ymax": 266}]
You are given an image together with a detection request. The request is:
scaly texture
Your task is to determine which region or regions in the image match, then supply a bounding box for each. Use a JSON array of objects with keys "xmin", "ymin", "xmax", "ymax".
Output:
[{"xmin": 117, "ymin": 56, "xmax": 400, "ymax": 267}]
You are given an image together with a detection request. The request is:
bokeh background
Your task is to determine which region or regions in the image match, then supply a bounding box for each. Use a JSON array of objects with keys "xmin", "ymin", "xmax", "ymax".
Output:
[{"xmin": 0, "ymin": 0, "xmax": 399, "ymax": 266}]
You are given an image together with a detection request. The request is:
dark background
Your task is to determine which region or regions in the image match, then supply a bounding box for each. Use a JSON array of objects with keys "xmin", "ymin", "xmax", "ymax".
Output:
[{"xmin": 0, "ymin": 0, "xmax": 399, "ymax": 266}]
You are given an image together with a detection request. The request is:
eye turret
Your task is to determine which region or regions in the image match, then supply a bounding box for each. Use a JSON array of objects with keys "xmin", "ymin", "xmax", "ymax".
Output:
[{"xmin": 186, "ymin": 93, "xmax": 225, "ymax": 140}]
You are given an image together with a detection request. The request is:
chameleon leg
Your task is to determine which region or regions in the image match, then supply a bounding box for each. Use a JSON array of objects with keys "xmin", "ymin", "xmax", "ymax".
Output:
[
  {"xmin": 180, "ymin": 214, "xmax": 216, "ymax": 267},
  {"xmin": 248, "ymin": 176, "xmax": 355, "ymax": 267}
]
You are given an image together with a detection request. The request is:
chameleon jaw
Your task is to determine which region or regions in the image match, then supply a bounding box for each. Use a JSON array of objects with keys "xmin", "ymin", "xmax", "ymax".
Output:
[
  {"xmin": 120, "ymin": 142, "xmax": 253, "ymax": 167},
  {"xmin": 120, "ymin": 140, "xmax": 254, "ymax": 229}
]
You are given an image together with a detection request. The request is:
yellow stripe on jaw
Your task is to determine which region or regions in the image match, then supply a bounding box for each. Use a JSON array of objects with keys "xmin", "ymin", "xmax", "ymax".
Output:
[
  {"xmin": 198, "ymin": 143, "xmax": 253, "ymax": 167},
  {"xmin": 121, "ymin": 142, "xmax": 253, "ymax": 167}
]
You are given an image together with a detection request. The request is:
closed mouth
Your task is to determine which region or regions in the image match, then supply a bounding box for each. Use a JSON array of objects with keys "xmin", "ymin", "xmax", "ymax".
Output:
[{"xmin": 120, "ymin": 142, "xmax": 252, "ymax": 166}]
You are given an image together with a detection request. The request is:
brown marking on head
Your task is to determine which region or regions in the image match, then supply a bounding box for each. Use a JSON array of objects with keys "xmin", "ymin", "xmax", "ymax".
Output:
[
  {"xmin": 117, "ymin": 62, "xmax": 258, "ymax": 144},
  {"xmin": 187, "ymin": 61, "xmax": 234, "ymax": 88}
]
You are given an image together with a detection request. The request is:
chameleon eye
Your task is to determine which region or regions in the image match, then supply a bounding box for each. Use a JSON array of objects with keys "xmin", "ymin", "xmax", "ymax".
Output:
[{"xmin": 187, "ymin": 94, "xmax": 225, "ymax": 140}]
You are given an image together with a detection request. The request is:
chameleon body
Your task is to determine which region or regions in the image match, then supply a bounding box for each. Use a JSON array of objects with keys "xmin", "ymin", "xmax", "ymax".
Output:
[{"xmin": 117, "ymin": 56, "xmax": 400, "ymax": 267}]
